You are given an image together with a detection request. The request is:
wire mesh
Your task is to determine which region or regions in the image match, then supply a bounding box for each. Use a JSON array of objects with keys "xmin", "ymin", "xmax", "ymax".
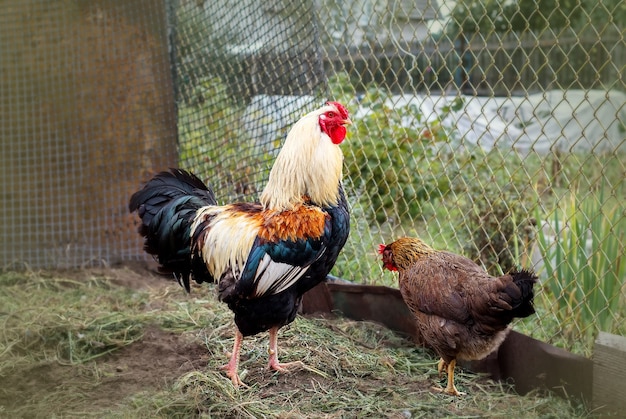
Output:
[
  {"xmin": 173, "ymin": 0, "xmax": 328, "ymax": 202},
  {"xmin": 0, "ymin": 0, "xmax": 177, "ymax": 268},
  {"xmin": 1, "ymin": 0, "xmax": 624, "ymax": 356}
]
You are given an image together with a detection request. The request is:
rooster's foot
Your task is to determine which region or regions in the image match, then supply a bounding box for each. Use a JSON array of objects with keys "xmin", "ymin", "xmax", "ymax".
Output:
[
  {"xmin": 268, "ymin": 356, "xmax": 306, "ymax": 373},
  {"xmin": 219, "ymin": 362, "xmax": 248, "ymax": 388},
  {"xmin": 220, "ymin": 329, "xmax": 247, "ymax": 388}
]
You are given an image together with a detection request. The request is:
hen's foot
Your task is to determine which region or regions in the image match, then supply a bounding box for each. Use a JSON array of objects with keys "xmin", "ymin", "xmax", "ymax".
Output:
[
  {"xmin": 431, "ymin": 385, "xmax": 465, "ymax": 396},
  {"xmin": 433, "ymin": 359, "xmax": 464, "ymax": 396}
]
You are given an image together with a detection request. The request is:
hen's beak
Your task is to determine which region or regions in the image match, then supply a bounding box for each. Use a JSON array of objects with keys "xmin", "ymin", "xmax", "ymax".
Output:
[{"xmin": 343, "ymin": 118, "xmax": 353, "ymax": 126}]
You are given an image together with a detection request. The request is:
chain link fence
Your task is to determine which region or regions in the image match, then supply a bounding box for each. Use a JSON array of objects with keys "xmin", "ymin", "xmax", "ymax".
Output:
[{"xmin": 1, "ymin": 0, "xmax": 624, "ymax": 356}]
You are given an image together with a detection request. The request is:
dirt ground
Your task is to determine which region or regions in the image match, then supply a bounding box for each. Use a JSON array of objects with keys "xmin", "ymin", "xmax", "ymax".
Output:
[
  {"xmin": 0, "ymin": 264, "xmax": 212, "ymax": 413},
  {"xmin": 1, "ymin": 327, "xmax": 206, "ymax": 409}
]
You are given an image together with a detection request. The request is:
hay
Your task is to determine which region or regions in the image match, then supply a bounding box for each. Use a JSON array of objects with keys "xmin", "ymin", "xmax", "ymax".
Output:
[{"xmin": 0, "ymin": 269, "xmax": 588, "ymax": 418}]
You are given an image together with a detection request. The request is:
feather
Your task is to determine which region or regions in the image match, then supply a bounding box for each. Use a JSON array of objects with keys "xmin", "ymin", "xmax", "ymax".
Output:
[
  {"xmin": 252, "ymin": 254, "xmax": 309, "ymax": 297},
  {"xmin": 191, "ymin": 206, "xmax": 262, "ymax": 280}
]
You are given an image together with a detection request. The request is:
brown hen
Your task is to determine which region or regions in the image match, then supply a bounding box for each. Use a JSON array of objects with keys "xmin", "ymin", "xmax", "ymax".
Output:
[{"xmin": 379, "ymin": 237, "xmax": 537, "ymax": 396}]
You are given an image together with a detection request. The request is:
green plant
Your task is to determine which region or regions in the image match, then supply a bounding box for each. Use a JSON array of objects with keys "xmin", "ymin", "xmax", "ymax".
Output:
[
  {"xmin": 455, "ymin": 150, "xmax": 537, "ymax": 274},
  {"xmin": 461, "ymin": 182, "xmax": 536, "ymax": 275},
  {"xmin": 535, "ymin": 187, "xmax": 626, "ymax": 355}
]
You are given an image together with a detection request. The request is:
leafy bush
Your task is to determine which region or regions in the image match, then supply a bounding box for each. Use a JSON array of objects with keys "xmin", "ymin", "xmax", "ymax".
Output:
[{"xmin": 328, "ymin": 74, "xmax": 462, "ymax": 225}]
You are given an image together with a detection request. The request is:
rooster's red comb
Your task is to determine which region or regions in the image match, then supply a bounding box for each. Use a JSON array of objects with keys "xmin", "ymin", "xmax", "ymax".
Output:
[
  {"xmin": 326, "ymin": 101, "xmax": 349, "ymax": 119},
  {"xmin": 377, "ymin": 244, "xmax": 387, "ymax": 255}
]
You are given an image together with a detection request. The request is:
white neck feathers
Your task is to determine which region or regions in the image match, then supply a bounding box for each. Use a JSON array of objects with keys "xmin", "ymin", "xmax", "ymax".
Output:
[{"xmin": 260, "ymin": 110, "xmax": 344, "ymax": 210}]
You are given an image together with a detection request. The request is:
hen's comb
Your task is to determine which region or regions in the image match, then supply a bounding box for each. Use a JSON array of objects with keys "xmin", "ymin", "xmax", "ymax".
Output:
[
  {"xmin": 377, "ymin": 244, "xmax": 387, "ymax": 255},
  {"xmin": 326, "ymin": 101, "xmax": 349, "ymax": 119}
]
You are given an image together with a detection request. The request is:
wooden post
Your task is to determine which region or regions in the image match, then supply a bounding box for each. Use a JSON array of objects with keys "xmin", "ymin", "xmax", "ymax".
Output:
[{"xmin": 593, "ymin": 332, "xmax": 626, "ymax": 414}]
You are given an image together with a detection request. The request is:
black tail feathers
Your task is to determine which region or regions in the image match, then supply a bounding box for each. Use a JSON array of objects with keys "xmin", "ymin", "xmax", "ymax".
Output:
[
  {"xmin": 129, "ymin": 169, "xmax": 216, "ymax": 290},
  {"xmin": 129, "ymin": 169, "xmax": 216, "ymax": 226},
  {"xmin": 508, "ymin": 268, "xmax": 538, "ymax": 318}
]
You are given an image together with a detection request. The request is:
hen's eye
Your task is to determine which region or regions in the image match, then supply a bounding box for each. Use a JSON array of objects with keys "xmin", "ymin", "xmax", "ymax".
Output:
[{"xmin": 327, "ymin": 112, "xmax": 335, "ymax": 118}]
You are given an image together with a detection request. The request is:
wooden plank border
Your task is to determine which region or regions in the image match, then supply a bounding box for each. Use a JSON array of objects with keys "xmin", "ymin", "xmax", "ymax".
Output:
[{"xmin": 592, "ymin": 332, "xmax": 626, "ymax": 414}]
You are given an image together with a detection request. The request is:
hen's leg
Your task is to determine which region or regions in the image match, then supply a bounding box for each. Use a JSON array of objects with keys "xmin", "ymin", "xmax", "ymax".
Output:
[
  {"xmin": 437, "ymin": 358, "xmax": 447, "ymax": 376},
  {"xmin": 267, "ymin": 326, "xmax": 304, "ymax": 372},
  {"xmin": 432, "ymin": 359, "xmax": 465, "ymax": 396},
  {"xmin": 443, "ymin": 359, "xmax": 465, "ymax": 396},
  {"xmin": 220, "ymin": 328, "xmax": 247, "ymax": 387}
]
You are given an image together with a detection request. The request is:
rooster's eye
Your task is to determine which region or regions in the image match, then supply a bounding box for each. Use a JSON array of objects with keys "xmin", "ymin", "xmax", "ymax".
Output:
[{"xmin": 327, "ymin": 112, "xmax": 335, "ymax": 118}]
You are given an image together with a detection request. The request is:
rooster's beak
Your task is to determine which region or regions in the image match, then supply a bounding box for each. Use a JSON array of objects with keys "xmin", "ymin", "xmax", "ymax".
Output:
[{"xmin": 343, "ymin": 118, "xmax": 353, "ymax": 126}]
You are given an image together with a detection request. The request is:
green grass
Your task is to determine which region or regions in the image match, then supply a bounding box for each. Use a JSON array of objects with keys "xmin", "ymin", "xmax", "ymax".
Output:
[{"xmin": 0, "ymin": 269, "xmax": 589, "ymax": 418}]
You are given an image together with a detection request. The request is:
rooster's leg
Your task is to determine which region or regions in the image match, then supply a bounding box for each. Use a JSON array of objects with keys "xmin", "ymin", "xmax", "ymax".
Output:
[
  {"xmin": 267, "ymin": 326, "xmax": 304, "ymax": 372},
  {"xmin": 220, "ymin": 328, "xmax": 247, "ymax": 387}
]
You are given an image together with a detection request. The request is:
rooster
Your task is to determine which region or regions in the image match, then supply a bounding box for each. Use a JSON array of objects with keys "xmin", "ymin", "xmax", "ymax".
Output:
[
  {"xmin": 379, "ymin": 237, "xmax": 537, "ymax": 396},
  {"xmin": 129, "ymin": 102, "xmax": 351, "ymax": 386}
]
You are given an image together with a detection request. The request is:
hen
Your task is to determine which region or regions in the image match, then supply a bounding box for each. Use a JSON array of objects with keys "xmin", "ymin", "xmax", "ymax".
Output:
[
  {"xmin": 379, "ymin": 237, "xmax": 537, "ymax": 396},
  {"xmin": 129, "ymin": 102, "xmax": 351, "ymax": 386}
]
